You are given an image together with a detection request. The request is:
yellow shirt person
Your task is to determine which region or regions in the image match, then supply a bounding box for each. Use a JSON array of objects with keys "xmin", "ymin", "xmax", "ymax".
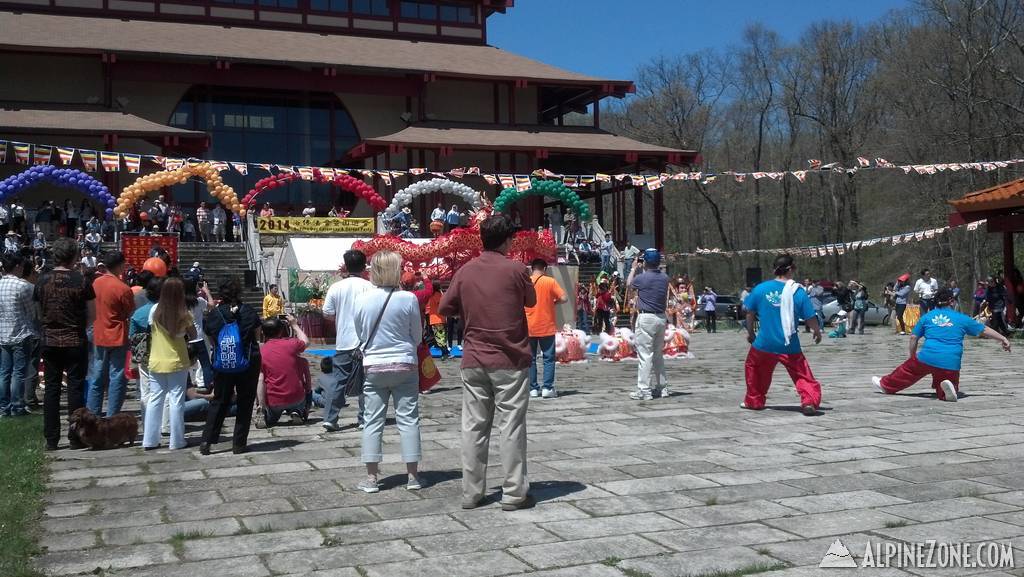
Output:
[{"xmin": 263, "ymin": 285, "xmax": 285, "ymax": 319}]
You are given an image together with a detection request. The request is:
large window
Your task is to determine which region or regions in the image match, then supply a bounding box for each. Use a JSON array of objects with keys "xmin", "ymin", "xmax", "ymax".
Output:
[
  {"xmin": 351, "ymin": 0, "xmax": 389, "ymax": 16},
  {"xmin": 169, "ymin": 87, "xmax": 360, "ymax": 206},
  {"xmin": 400, "ymin": 1, "xmax": 475, "ymax": 23}
]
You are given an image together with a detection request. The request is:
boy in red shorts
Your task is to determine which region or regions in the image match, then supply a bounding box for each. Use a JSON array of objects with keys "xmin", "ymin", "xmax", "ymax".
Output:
[{"xmin": 873, "ymin": 288, "xmax": 1011, "ymax": 402}]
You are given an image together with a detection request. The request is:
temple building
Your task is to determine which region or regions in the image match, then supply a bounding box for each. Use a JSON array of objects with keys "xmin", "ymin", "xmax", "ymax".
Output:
[{"xmin": 0, "ymin": 0, "xmax": 694, "ymax": 247}]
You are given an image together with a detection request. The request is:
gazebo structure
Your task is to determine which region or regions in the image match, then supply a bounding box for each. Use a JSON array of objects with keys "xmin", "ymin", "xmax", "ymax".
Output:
[{"xmin": 949, "ymin": 177, "xmax": 1023, "ymax": 325}]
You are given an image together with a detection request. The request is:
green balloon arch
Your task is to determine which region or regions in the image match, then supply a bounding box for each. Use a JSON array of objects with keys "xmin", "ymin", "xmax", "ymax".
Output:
[{"xmin": 493, "ymin": 178, "xmax": 592, "ymax": 221}]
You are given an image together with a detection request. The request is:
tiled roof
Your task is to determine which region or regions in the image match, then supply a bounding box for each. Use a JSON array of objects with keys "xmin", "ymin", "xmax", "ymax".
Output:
[
  {"xmin": 949, "ymin": 178, "xmax": 1024, "ymax": 213},
  {"xmin": 0, "ymin": 11, "xmax": 630, "ymax": 86},
  {"xmin": 351, "ymin": 122, "xmax": 693, "ymax": 158},
  {"xmin": 0, "ymin": 108, "xmax": 206, "ymax": 138}
]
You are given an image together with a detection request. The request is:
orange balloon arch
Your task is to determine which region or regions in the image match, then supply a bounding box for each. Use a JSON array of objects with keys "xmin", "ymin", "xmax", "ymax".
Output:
[{"xmin": 114, "ymin": 163, "xmax": 243, "ymax": 219}]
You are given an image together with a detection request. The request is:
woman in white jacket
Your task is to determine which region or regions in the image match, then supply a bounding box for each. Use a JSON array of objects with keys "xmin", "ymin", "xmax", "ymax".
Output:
[{"xmin": 353, "ymin": 250, "xmax": 424, "ymax": 493}]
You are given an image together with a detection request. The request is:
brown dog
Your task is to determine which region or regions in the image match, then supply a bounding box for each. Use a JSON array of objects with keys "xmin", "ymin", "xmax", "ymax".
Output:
[{"xmin": 69, "ymin": 408, "xmax": 139, "ymax": 450}]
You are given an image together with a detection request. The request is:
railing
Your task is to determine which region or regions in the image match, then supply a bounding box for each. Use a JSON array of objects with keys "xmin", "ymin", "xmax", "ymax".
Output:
[{"xmin": 243, "ymin": 214, "xmax": 273, "ymax": 292}]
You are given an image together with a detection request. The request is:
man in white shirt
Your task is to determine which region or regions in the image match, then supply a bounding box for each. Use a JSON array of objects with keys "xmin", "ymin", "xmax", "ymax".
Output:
[
  {"xmin": 302, "ymin": 201, "xmax": 316, "ymax": 218},
  {"xmin": 914, "ymin": 268, "xmax": 939, "ymax": 314},
  {"xmin": 321, "ymin": 250, "xmax": 373, "ymax": 431},
  {"xmin": 211, "ymin": 204, "xmax": 227, "ymax": 242},
  {"xmin": 430, "ymin": 202, "xmax": 445, "ymax": 223}
]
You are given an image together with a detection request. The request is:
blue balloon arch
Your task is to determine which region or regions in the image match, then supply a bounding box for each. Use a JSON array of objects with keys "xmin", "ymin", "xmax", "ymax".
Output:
[{"xmin": 0, "ymin": 165, "xmax": 116, "ymax": 218}]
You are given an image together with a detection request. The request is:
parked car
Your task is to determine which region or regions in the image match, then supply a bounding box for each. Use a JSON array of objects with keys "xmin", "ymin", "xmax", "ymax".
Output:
[
  {"xmin": 694, "ymin": 295, "xmax": 743, "ymax": 321},
  {"xmin": 820, "ymin": 297, "xmax": 890, "ymax": 326}
]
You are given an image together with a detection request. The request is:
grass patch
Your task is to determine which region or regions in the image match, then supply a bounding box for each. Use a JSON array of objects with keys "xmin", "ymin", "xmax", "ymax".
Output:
[
  {"xmin": 600, "ymin": 556, "xmax": 622, "ymax": 566},
  {"xmin": 755, "ymin": 547, "xmax": 771, "ymax": 555},
  {"xmin": 169, "ymin": 530, "xmax": 213, "ymax": 556},
  {"xmin": 0, "ymin": 414, "xmax": 47, "ymax": 577},
  {"xmin": 884, "ymin": 520, "xmax": 909, "ymax": 528},
  {"xmin": 704, "ymin": 497, "xmax": 719, "ymax": 506},
  {"xmin": 957, "ymin": 488, "xmax": 983, "ymax": 498},
  {"xmin": 685, "ymin": 562, "xmax": 788, "ymax": 577},
  {"xmin": 621, "ymin": 569, "xmax": 652, "ymax": 577}
]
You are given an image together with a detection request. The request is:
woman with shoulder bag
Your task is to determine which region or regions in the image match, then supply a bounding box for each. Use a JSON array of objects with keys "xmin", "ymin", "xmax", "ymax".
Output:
[
  {"xmin": 130, "ymin": 276, "xmax": 163, "ymax": 429},
  {"xmin": 200, "ymin": 278, "xmax": 262, "ymax": 455},
  {"xmin": 353, "ymin": 251, "xmax": 424, "ymax": 493},
  {"xmin": 142, "ymin": 276, "xmax": 196, "ymax": 451},
  {"xmin": 184, "ymin": 277, "xmax": 214, "ymax": 391}
]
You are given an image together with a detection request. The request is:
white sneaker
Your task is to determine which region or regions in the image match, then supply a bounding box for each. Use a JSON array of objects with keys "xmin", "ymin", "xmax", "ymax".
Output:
[
  {"xmin": 322, "ymin": 421, "xmax": 340, "ymax": 432},
  {"xmin": 939, "ymin": 380, "xmax": 959, "ymax": 402},
  {"xmin": 529, "ymin": 389, "xmax": 540, "ymax": 398},
  {"xmin": 629, "ymin": 390, "xmax": 653, "ymax": 401},
  {"xmin": 872, "ymin": 376, "xmax": 885, "ymax": 394},
  {"xmin": 656, "ymin": 387, "xmax": 671, "ymax": 399},
  {"xmin": 357, "ymin": 477, "xmax": 380, "ymax": 493},
  {"xmin": 541, "ymin": 388, "xmax": 557, "ymax": 399}
]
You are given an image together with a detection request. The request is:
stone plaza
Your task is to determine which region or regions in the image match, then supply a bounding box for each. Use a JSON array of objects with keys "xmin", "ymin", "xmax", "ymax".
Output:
[{"xmin": 35, "ymin": 329, "xmax": 1024, "ymax": 577}]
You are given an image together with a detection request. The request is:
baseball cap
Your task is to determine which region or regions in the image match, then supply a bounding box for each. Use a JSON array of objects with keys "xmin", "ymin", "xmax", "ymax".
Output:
[{"xmin": 642, "ymin": 248, "xmax": 661, "ymax": 265}]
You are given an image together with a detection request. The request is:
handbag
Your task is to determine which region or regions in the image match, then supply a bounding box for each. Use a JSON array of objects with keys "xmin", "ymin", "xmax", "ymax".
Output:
[{"xmin": 345, "ymin": 289, "xmax": 394, "ymax": 398}]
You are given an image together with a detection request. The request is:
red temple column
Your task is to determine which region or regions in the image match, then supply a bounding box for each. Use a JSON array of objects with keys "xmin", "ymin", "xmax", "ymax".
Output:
[
  {"xmin": 654, "ymin": 188, "xmax": 664, "ymax": 251},
  {"xmin": 1005, "ymin": 232, "xmax": 1017, "ymax": 326}
]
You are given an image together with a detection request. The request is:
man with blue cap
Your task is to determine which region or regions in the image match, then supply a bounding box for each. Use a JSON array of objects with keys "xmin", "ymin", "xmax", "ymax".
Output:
[{"xmin": 626, "ymin": 248, "xmax": 671, "ymax": 400}]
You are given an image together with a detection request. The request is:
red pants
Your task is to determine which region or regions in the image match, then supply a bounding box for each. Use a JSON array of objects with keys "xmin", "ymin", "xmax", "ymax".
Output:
[
  {"xmin": 880, "ymin": 356, "xmax": 959, "ymax": 400},
  {"xmin": 744, "ymin": 347, "xmax": 822, "ymax": 409}
]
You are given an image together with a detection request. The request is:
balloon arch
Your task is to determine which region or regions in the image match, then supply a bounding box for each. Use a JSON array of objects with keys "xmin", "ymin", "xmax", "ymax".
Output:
[
  {"xmin": 115, "ymin": 163, "xmax": 242, "ymax": 218},
  {"xmin": 382, "ymin": 177, "xmax": 483, "ymax": 219},
  {"xmin": 493, "ymin": 178, "xmax": 592, "ymax": 222},
  {"xmin": 0, "ymin": 165, "xmax": 115, "ymax": 218},
  {"xmin": 243, "ymin": 169, "xmax": 386, "ymax": 213}
]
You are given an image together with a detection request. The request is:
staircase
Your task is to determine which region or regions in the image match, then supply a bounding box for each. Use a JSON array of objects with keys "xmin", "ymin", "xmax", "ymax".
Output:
[
  {"xmin": 573, "ymin": 260, "xmax": 631, "ymax": 328},
  {"xmin": 176, "ymin": 243, "xmax": 263, "ymax": 310}
]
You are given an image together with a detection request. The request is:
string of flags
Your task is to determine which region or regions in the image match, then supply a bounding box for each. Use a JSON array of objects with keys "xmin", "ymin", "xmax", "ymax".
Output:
[
  {"xmin": 666, "ymin": 220, "xmax": 987, "ymax": 260},
  {"xmin": 2, "ymin": 138, "xmax": 1022, "ymax": 193}
]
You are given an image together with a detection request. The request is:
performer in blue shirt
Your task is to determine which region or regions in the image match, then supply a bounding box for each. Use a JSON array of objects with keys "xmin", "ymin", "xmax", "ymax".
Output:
[
  {"xmin": 742, "ymin": 254, "xmax": 823, "ymax": 416},
  {"xmin": 873, "ymin": 288, "xmax": 1010, "ymax": 402}
]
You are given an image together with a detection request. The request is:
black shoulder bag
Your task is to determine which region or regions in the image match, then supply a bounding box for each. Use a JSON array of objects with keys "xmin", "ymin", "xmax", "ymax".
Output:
[{"xmin": 346, "ymin": 289, "xmax": 393, "ymax": 397}]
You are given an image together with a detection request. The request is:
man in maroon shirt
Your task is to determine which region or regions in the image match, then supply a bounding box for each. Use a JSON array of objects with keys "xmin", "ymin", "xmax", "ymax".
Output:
[
  {"xmin": 440, "ymin": 214, "xmax": 537, "ymax": 511},
  {"xmin": 257, "ymin": 315, "xmax": 311, "ymax": 426}
]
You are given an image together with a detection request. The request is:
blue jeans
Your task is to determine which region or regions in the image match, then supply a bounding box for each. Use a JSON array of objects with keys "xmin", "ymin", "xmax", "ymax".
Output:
[
  {"xmin": 0, "ymin": 339, "xmax": 32, "ymax": 415},
  {"xmin": 264, "ymin": 398, "xmax": 309, "ymax": 427},
  {"xmin": 601, "ymin": 253, "xmax": 610, "ymax": 271},
  {"xmin": 87, "ymin": 345, "xmax": 128, "ymax": 417},
  {"xmin": 529, "ymin": 335, "xmax": 556, "ymax": 391},
  {"xmin": 576, "ymin": 308, "xmax": 590, "ymax": 333},
  {"xmin": 361, "ymin": 370, "xmax": 420, "ymax": 463}
]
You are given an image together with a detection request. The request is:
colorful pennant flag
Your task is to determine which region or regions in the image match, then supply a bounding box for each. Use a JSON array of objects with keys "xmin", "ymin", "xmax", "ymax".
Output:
[
  {"xmin": 514, "ymin": 175, "xmax": 531, "ymax": 192},
  {"xmin": 100, "ymin": 152, "xmax": 121, "ymax": 171},
  {"xmin": 297, "ymin": 166, "xmax": 314, "ymax": 180},
  {"xmin": 12, "ymin": 142, "xmax": 30, "ymax": 165},
  {"xmin": 0, "ymin": 141, "xmax": 6, "ymax": 164},
  {"xmin": 499, "ymin": 175, "xmax": 515, "ymax": 189},
  {"xmin": 165, "ymin": 158, "xmax": 184, "ymax": 171},
  {"xmin": 210, "ymin": 161, "xmax": 230, "ymax": 173},
  {"xmin": 80, "ymin": 150, "xmax": 99, "ymax": 172},
  {"xmin": 231, "ymin": 162, "xmax": 248, "ymax": 175},
  {"xmin": 254, "ymin": 163, "xmax": 272, "ymax": 173},
  {"xmin": 645, "ymin": 174, "xmax": 663, "ymax": 190},
  {"xmin": 123, "ymin": 153, "xmax": 142, "ymax": 173},
  {"xmin": 379, "ymin": 171, "xmax": 392, "ymax": 187},
  {"xmin": 57, "ymin": 147, "xmax": 75, "ymax": 165},
  {"xmin": 32, "ymin": 145, "xmax": 52, "ymax": 165}
]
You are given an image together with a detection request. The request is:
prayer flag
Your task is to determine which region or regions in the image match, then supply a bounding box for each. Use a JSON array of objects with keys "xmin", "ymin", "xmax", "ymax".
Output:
[
  {"xmin": 32, "ymin": 145, "xmax": 53, "ymax": 165},
  {"xmin": 379, "ymin": 171, "xmax": 392, "ymax": 187},
  {"xmin": 579, "ymin": 176, "xmax": 595, "ymax": 187},
  {"xmin": 792, "ymin": 170, "xmax": 807, "ymax": 182},
  {"xmin": 123, "ymin": 153, "xmax": 142, "ymax": 173},
  {"xmin": 734, "ymin": 173, "xmax": 746, "ymax": 183},
  {"xmin": 254, "ymin": 163, "xmax": 272, "ymax": 173},
  {"xmin": 807, "ymin": 159, "xmax": 822, "ymax": 169},
  {"xmin": 210, "ymin": 161, "xmax": 230, "ymax": 172},
  {"xmin": 13, "ymin": 142, "xmax": 30, "ymax": 164},
  {"xmin": 57, "ymin": 147, "xmax": 75, "ymax": 165},
  {"xmin": 483, "ymin": 174, "xmax": 498, "ymax": 185},
  {"xmin": 514, "ymin": 175, "xmax": 531, "ymax": 192},
  {"xmin": 100, "ymin": 151, "xmax": 121, "ymax": 171},
  {"xmin": 0, "ymin": 141, "xmax": 6, "ymax": 163},
  {"xmin": 499, "ymin": 175, "xmax": 515, "ymax": 189},
  {"xmin": 297, "ymin": 166, "xmax": 314, "ymax": 180},
  {"xmin": 563, "ymin": 176, "xmax": 579, "ymax": 188},
  {"xmin": 409, "ymin": 168, "xmax": 426, "ymax": 175},
  {"xmin": 645, "ymin": 174, "xmax": 663, "ymax": 190},
  {"xmin": 857, "ymin": 157, "xmax": 870, "ymax": 167},
  {"xmin": 231, "ymin": 162, "xmax": 248, "ymax": 175},
  {"xmin": 164, "ymin": 158, "xmax": 184, "ymax": 171},
  {"xmin": 595, "ymin": 173, "xmax": 611, "ymax": 182},
  {"xmin": 630, "ymin": 175, "xmax": 645, "ymax": 187}
]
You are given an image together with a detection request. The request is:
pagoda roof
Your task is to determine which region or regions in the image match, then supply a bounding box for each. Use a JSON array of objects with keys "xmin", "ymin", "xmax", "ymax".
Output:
[
  {"xmin": 949, "ymin": 178, "xmax": 1024, "ymax": 214},
  {"xmin": 0, "ymin": 10, "xmax": 632, "ymax": 90}
]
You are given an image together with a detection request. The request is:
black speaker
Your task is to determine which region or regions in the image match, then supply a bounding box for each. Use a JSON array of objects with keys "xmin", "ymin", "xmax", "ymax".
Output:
[
  {"xmin": 745, "ymin": 267, "xmax": 763, "ymax": 288},
  {"xmin": 244, "ymin": 270, "xmax": 258, "ymax": 288}
]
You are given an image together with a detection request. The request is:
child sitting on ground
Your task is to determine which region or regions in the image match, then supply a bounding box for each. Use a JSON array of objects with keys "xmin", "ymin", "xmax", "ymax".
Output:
[{"xmin": 873, "ymin": 288, "xmax": 1011, "ymax": 402}]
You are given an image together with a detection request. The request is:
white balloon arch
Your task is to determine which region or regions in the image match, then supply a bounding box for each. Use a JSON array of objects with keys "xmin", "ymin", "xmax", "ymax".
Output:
[{"xmin": 383, "ymin": 178, "xmax": 484, "ymax": 218}]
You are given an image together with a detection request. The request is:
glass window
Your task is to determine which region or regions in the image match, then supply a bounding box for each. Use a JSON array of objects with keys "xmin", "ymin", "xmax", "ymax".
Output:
[
  {"xmin": 353, "ymin": 0, "xmax": 388, "ymax": 15},
  {"xmin": 439, "ymin": 3, "xmax": 456, "ymax": 21},
  {"xmin": 169, "ymin": 88, "xmax": 360, "ymax": 206},
  {"xmin": 400, "ymin": 1, "xmax": 418, "ymax": 18},
  {"xmin": 307, "ymin": 0, "xmax": 348, "ymax": 10},
  {"xmin": 420, "ymin": 2, "xmax": 436, "ymax": 19},
  {"xmin": 458, "ymin": 5, "xmax": 474, "ymax": 22},
  {"xmin": 401, "ymin": 0, "xmax": 438, "ymax": 20}
]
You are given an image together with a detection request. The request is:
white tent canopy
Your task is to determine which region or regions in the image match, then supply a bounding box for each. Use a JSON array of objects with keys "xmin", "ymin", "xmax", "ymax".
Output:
[{"xmin": 286, "ymin": 237, "xmax": 432, "ymax": 271}]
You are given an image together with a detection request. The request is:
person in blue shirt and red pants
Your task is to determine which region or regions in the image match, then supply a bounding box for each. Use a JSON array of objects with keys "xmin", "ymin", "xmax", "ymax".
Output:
[
  {"xmin": 873, "ymin": 288, "xmax": 1011, "ymax": 402},
  {"xmin": 742, "ymin": 254, "xmax": 823, "ymax": 416}
]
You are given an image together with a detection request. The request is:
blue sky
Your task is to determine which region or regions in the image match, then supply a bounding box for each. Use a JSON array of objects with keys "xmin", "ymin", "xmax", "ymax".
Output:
[{"xmin": 488, "ymin": 0, "xmax": 910, "ymax": 81}]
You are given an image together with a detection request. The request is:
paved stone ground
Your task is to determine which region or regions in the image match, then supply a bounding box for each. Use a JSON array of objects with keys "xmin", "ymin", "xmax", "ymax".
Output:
[{"xmin": 36, "ymin": 329, "xmax": 1024, "ymax": 577}]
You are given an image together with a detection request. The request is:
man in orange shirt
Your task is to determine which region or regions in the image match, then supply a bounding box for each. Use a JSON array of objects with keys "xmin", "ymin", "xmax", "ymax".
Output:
[
  {"xmin": 426, "ymin": 285, "xmax": 450, "ymax": 360},
  {"xmin": 87, "ymin": 251, "xmax": 135, "ymax": 417},
  {"xmin": 525, "ymin": 259, "xmax": 567, "ymax": 399}
]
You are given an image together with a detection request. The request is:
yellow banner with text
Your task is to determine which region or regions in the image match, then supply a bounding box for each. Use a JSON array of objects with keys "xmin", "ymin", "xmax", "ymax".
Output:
[{"xmin": 256, "ymin": 217, "xmax": 375, "ymax": 235}]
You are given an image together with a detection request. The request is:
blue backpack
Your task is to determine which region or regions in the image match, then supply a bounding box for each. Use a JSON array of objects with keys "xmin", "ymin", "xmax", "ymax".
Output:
[{"xmin": 211, "ymin": 307, "xmax": 251, "ymax": 373}]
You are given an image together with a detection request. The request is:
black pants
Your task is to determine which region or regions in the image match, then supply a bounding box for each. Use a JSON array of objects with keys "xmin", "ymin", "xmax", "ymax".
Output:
[
  {"xmin": 895, "ymin": 304, "xmax": 908, "ymax": 333},
  {"xmin": 202, "ymin": 364, "xmax": 259, "ymax": 448},
  {"xmin": 920, "ymin": 298, "xmax": 936, "ymax": 314},
  {"xmin": 990, "ymin": 310, "xmax": 1009, "ymax": 335},
  {"xmin": 42, "ymin": 344, "xmax": 88, "ymax": 447},
  {"xmin": 594, "ymin": 309, "xmax": 614, "ymax": 334},
  {"xmin": 705, "ymin": 311, "xmax": 717, "ymax": 333},
  {"xmin": 446, "ymin": 317, "xmax": 463, "ymax": 348}
]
